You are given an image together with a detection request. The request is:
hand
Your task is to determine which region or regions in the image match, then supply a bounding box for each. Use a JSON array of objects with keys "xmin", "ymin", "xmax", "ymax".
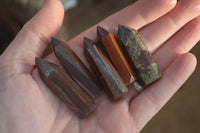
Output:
[{"xmin": 0, "ymin": 0, "xmax": 199, "ymax": 132}]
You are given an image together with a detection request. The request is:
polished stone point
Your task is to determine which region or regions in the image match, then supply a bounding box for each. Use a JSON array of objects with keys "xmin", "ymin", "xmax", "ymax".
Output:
[
  {"xmin": 84, "ymin": 37, "xmax": 128, "ymax": 100},
  {"xmin": 118, "ymin": 25, "xmax": 162, "ymax": 87},
  {"xmin": 35, "ymin": 58, "xmax": 96, "ymax": 118},
  {"xmin": 97, "ymin": 26, "xmax": 136, "ymax": 85},
  {"xmin": 51, "ymin": 37, "xmax": 101, "ymax": 99}
]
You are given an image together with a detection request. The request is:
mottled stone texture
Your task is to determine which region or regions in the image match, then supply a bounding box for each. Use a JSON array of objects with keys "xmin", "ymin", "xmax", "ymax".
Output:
[{"xmin": 118, "ymin": 25, "xmax": 162, "ymax": 87}]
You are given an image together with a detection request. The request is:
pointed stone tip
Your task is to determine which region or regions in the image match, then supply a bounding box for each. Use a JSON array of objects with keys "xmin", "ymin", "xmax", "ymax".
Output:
[
  {"xmin": 118, "ymin": 24, "xmax": 126, "ymax": 32},
  {"xmin": 118, "ymin": 24, "xmax": 135, "ymax": 39},
  {"xmin": 97, "ymin": 26, "xmax": 101, "ymax": 30},
  {"xmin": 118, "ymin": 25, "xmax": 126, "ymax": 39},
  {"xmin": 118, "ymin": 24, "xmax": 136, "ymax": 33},
  {"xmin": 35, "ymin": 57, "xmax": 46, "ymax": 71},
  {"xmin": 84, "ymin": 37, "xmax": 94, "ymax": 49},
  {"xmin": 84, "ymin": 37, "xmax": 91, "ymax": 43},
  {"xmin": 51, "ymin": 37, "xmax": 62, "ymax": 50},
  {"xmin": 97, "ymin": 26, "xmax": 109, "ymax": 38},
  {"xmin": 118, "ymin": 24, "xmax": 124, "ymax": 28},
  {"xmin": 35, "ymin": 57, "xmax": 47, "ymax": 66},
  {"xmin": 35, "ymin": 57, "xmax": 42, "ymax": 66},
  {"xmin": 35, "ymin": 58, "xmax": 57, "ymax": 74},
  {"xmin": 83, "ymin": 37, "xmax": 88, "ymax": 42},
  {"xmin": 51, "ymin": 37, "xmax": 55, "ymax": 41}
]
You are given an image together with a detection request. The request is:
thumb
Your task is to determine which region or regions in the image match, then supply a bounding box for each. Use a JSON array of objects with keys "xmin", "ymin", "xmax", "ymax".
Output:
[{"xmin": 1, "ymin": 0, "xmax": 64, "ymax": 68}]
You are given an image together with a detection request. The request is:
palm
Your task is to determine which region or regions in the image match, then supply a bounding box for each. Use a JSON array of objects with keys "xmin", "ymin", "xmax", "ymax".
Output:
[
  {"xmin": 0, "ymin": 69, "xmax": 133, "ymax": 133},
  {"xmin": 1, "ymin": 0, "xmax": 200, "ymax": 132}
]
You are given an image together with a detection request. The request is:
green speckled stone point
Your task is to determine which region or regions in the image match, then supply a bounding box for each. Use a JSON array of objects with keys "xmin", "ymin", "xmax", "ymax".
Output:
[{"xmin": 118, "ymin": 25, "xmax": 162, "ymax": 87}]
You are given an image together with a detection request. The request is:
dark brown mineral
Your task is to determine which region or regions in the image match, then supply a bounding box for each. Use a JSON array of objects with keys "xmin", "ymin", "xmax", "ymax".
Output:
[
  {"xmin": 51, "ymin": 37, "xmax": 101, "ymax": 99},
  {"xmin": 35, "ymin": 58, "xmax": 96, "ymax": 118},
  {"xmin": 84, "ymin": 37, "xmax": 128, "ymax": 100}
]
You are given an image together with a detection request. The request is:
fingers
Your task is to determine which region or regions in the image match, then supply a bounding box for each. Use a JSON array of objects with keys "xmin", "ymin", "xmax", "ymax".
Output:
[
  {"xmin": 67, "ymin": 0, "xmax": 176, "ymax": 58},
  {"xmin": 139, "ymin": 0, "xmax": 200, "ymax": 52},
  {"xmin": 2, "ymin": 0, "xmax": 64, "ymax": 68},
  {"xmin": 103, "ymin": 0, "xmax": 177, "ymax": 31},
  {"xmin": 154, "ymin": 16, "xmax": 200, "ymax": 70},
  {"xmin": 129, "ymin": 53, "xmax": 197, "ymax": 131},
  {"xmin": 43, "ymin": 0, "xmax": 177, "ymax": 71}
]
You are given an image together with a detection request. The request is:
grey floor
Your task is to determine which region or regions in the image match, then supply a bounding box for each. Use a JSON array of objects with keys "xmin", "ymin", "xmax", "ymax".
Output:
[{"xmin": 63, "ymin": 0, "xmax": 200, "ymax": 132}]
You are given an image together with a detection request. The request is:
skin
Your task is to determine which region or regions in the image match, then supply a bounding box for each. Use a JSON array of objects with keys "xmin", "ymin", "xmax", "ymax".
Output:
[{"xmin": 0, "ymin": 0, "xmax": 200, "ymax": 132}]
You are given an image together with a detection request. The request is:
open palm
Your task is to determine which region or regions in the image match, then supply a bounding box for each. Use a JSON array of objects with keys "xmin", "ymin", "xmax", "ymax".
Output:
[{"xmin": 0, "ymin": 0, "xmax": 200, "ymax": 132}]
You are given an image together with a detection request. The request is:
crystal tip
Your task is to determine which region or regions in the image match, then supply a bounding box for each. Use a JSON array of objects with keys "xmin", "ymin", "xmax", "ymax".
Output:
[
  {"xmin": 51, "ymin": 37, "xmax": 62, "ymax": 49},
  {"xmin": 97, "ymin": 26, "xmax": 109, "ymax": 37}
]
